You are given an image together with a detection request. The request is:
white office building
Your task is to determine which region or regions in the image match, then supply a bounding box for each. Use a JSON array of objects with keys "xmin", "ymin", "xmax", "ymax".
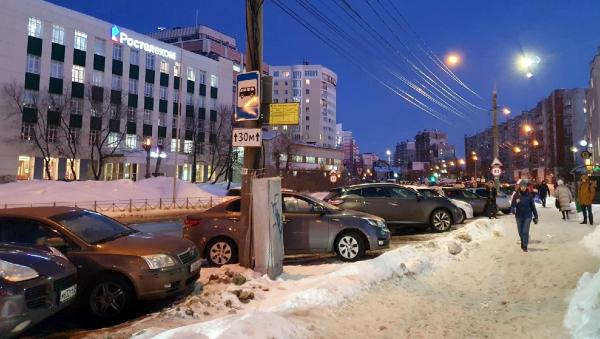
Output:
[
  {"xmin": 0, "ymin": 0, "xmax": 233, "ymax": 181},
  {"xmin": 269, "ymin": 64, "xmax": 337, "ymax": 148}
]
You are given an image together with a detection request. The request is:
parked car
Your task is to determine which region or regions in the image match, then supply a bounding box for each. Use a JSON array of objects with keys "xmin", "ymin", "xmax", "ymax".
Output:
[
  {"xmin": 405, "ymin": 186, "xmax": 474, "ymax": 221},
  {"xmin": 184, "ymin": 192, "xmax": 390, "ymax": 265},
  {"xmin": 466, "ymin": 187, "xmax": 511, "ymax": 214},
  {"xmin": 0, "ymin": 243, "xmax": 77, "ymax": 337},
  {"xmin": 0, "ymin": 207, "xmax": 201, "ymax": 320},
  {"xmin": 323, "ymin": 183, "xmax": 463, "ymax": 231},
  {"xmin": 442, "ymin": 188, "xmax": 487, "ymax": 216}
]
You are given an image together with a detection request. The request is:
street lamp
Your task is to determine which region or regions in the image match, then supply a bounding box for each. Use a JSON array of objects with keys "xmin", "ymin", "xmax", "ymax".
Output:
[
  {"xmin": 571, "ymin": 146, "xmax": 579, "ymax": 153},
  {"xmin": 513, "ymin": 146, "xmax": 521, "ymax": 153},
  {"xmin": 143, "ymin": 137, "xmax": 152, "ymax": 179},
  {"xmin": 523, "ymin": 124, "xmax": 532, "ymax": 133},
  {"xmin": 532, "ymin": 139, "xmax": 540, "ymax": 147},
  {"xmin": 446, "ymin": 53, "xmax": 461, "ymax": 67},
  {"xmin": 517, "ymin": 54, "xmax": 541, "ymax": 78},
  {"xmin": 386, "ymin": 149, "xmax": 391, "ymax": 165},
  {"xmin": 580, "ymin": 140, "xmax": 588, "ymax": 147}
]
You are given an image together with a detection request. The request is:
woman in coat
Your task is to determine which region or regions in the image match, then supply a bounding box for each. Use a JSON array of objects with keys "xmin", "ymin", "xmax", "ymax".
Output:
[
  {"xmin": 555, "ymin": 179, "xmax": 573, "ymax": 220},
  {"xmin": 578, "ymin": 175, "xmax": 597, "ymax": 225}
]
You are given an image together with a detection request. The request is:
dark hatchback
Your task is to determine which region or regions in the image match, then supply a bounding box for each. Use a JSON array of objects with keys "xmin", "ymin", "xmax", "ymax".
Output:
[{"xmin": 0, "ymin": 243, "xmax": 77, "ymax": 337}]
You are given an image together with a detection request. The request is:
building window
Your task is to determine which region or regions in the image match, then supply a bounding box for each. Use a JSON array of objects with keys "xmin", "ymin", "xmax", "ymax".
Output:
[
  {"xmin": 305, "ymin": 70, "xmax": 318, "ymax": 77},
  {"xmin": 282, "ymin": 71, "xmax": 290, "ymax": 78},
  {"xmin": 144, "ymin": 83, "xmax": 153, "ymax": 97},
  {"xmin": 210, "ymin": 98, "xmax": 217, "ymax": 110},
  {"xmin": 129, "ymin": 79, "xmax": 138, "ymax": 94},
  {"xmin": 198, "ymin": 96, "xmax": 205, "ymax": 108},
  {"xmin": 160, "ymin": 86, "xmax": 167, "ymax": 100},
  {"xmin": 187, "ymin": 67, "xmax": 195, "ymax": 81},
  {"xmin": 110, "ymin": 105, "xmax": 119, "ymax": 119},
  {"xmin": 274, "ymin": 89, "xmax": 279, "ymax": 95},
  {"xmin": 209, "ymin": 121, "xmax": 216, "ymax": 133},
  {"xmin": 69, "ymin": 128, "xmax": 81, "ymax": 145},
  {"xmin": 160, "ymin": 60, "xmax": 169, "ymax": 73},
  {"xmin": 143, "ymin": 109, "xmax": 152, "ymax": 124},
  {"xmin": 130, "ymin": 50, "xmax": 139, "ymax": 65},
  {"xmin": 305, "ymin": 98, "xmax": 310, "ymax": 104},
  {"xmin": 210, "ymin": 74, "xmax": 218, "ymax": 87},
  {"xmin": 146, "ymin": 54, "xmax": 155, "ymax": 70},
  {"xmin": 28, "ymin": 18, "xmax": 42, "ymax": 38},
  {"xmin": 183, "ymin": 140, "xmax": 193, "ymax": 154},
  {"xmin": 112, "ymin": 75, "xmax": 122, "ymax": 90},
  {"xmin": 305, "ymin": 89, "xmax": 310, "ymax": 94},
  {"xmin": 92, "ymin": 71, "xmax": 103, "ymax": 86},
  {"xmin": 170, "ymin": 139, "xmax": 179, "ymax": 152},
  {"xmin": 108, "ymin": 132, "xmax": 120, "ymax": 148},
  {"xmin": 158, "ymin": 112, "xmax": 166, "ymax": 126},
  {"xmin": 199, "ymin": 71, "xmax": 206, "ymax": 84},
  {"xmin": 52, "ymin": 25, "xmax": 64, "ymax": 44},
  {"xmin": 172, "ymin": 115, "xmax": 178, "ymax": 129},
  {"xmin": 74, "ymin": 31, "xmax": 87, "ymax": 51},
  {"xmin": 89, "ymin": 130, "xmax": 99, "ymax": 145},
  {"xmin": 21, "ymin": 123, "xmax": 35, "ymax": 140},
  {"xmin": 185, "ymin": 116, "xmax": 194, "ymax": 129},
  {"xmin": 127, "ymin": 107, "xmax": 136, "ymax": 122},
  {"xmin": 94, "ymin": 38, "xmax": 105, "ymax": 56},
  {"xmin": 26, "ymin": 54, "xmax": 40, "ymax": 74},
  {"xmin": 173, "ymin": 90, "xmax": 179, "ymax": 102},
  {"xmin": 47, "ymin": 126, "xmax": 58, "ymax": 143},
  {"xmin": 292, "ymin": 71, "xmax": 301, "ymax": 79},
  {"xmin": 273, "ymin": 71, "xmax": 279, "ymax": 77},
  {"xmin": 50, "ymin": 60, "xmax": 63, "ymax": 79},
  {"xmin": 125, "ymin": 134, "xmax": 137, "ymax": 149},
  {"xmin": 113, "ymin": 44, "xmax": 122, "ymax": 61},
  {"xmin": 186, "ymin": 93, "xmax": 193, "ymax": 106},
  {"xmin": 71, "ymin": 65, "xmax": 85, "ymax": 83},
  {"xmin": 174, "ymin": 62, "xmax": 181, "ymax": 77},
  {"xmin": 70, "ymin": 98, "xmax": 83, "ymax": 115}
]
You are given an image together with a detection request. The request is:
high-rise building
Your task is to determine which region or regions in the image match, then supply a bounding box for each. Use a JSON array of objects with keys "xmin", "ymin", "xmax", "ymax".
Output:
[
  {"xmin": 2, "ymin": 0, "xmax": 233, "ymax": 181},
  {"xmin": 341, "ymin": 129, "xmax": 360, "ymax": 170},
  {"xmin": 415, "ymin": 129, "xmax": 450, "ymax": 163},
  {"xmin": 587, "ymin": 48, "xmax": 600, "ymax": 162},
  {"xmin": 269, "ymin": 64, "xmax": 338, "ymax": 148},
  {"xmin": 394, "ymin": 140, "xmax": 415, "ymax": 168}
]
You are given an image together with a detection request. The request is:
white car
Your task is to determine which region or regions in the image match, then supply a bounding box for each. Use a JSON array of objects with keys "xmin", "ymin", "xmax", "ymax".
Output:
[
  {"xmin": 406, "ymin": 186, "xmax": 474, "ymax": 221},
  {"xmin": 467, "ymin": 187, "xmax": 512, "ymax": 214}
]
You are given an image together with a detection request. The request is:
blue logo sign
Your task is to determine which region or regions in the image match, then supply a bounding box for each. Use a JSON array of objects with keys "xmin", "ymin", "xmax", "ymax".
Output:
[{"xmin": 111, "ymin": 25, "xmax": 120, "ymax": 42}]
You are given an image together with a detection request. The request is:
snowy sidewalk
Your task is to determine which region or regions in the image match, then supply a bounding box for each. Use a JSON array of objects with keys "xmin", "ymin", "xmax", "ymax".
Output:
[{"xmin": 304, "ymin": 207, "xmax": 600, "ymax": 338}]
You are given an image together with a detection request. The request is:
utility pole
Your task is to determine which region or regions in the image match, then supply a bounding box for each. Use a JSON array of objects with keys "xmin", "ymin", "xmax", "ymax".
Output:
[
  {"xmin": 492, "ymin": 86, "xmax": 500, "ymax": 189},
  {"xmin": 239, "ymin": 0, "xmax": 263, "ymax": 268}
]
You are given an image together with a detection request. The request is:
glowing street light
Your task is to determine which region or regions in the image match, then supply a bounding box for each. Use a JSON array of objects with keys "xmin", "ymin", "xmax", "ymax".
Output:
[
  {"xmin": 532, "ymin": 140, "xmax": 540, "ymax": 146},
  {"xmin": 580, "ymin": 140, "xmax": 588, "ymax": 147},
  {"xmin": 502, "ymin": 107, "xmax": 511, "ymax": 115},
  {"xmin": 458, "ymin": 159, "xmax": 465, "ymax": 165},
  {"xmin": 385, "ymin": 149, "xmax": 391, "ymax": 164},
  {"xmin": 513, "ymin": 146, "xmax": 522, "ymax": 153},
  {"xmin": 571, "ymin": 146, "xmax": 579, "ymax": 153},
  {"xmin": 517, "ymin": 54, "xmax": 540, "ymax": 78},
  {"xmin": 523, "ymin": 124, "xmax": 532, "ymax": 133},
  {"xmin": 446, "ymin": 53, "xmax": 461, "ymax": 67}
]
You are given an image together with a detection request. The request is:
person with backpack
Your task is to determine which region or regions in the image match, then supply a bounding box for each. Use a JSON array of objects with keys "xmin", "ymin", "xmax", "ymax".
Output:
[
  {"xmin": 555, "ymin": 179, "xmax": 573, "ymax": 220},
  {"xmin": 511, "ymin": 180, "xmax": 538, "ymax": 252},
  {"xmin": 578, "ymin": 175, "xmax": 597, "ymax": 225}
]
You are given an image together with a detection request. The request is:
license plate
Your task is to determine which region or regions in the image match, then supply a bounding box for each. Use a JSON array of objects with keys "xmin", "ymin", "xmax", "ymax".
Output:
[
  {"xmin": 60, "ymin": 284, "xmax": 77, "ymax": 304},
  {"xmin": 189, "ymin": 259, "xmax": 201, "ymax": 273}
]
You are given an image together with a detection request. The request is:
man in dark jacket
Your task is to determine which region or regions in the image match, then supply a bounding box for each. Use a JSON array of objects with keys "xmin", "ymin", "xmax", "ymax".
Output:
[
  {"xmin": 484, "ymin": 181, "xmax": 498, "ymax": 219},
  {"xmin": 511, "ymin": 180, "xmax": 539, "ymax": 252},
  {"xmin": 538, "ymin": 181, "xmax": 549, "ymax": 208}
]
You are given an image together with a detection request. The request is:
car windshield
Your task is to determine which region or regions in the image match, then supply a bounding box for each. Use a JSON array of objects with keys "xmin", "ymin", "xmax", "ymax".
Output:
[
  {"xmin": 417, "ymin": 189, "xmax": 440, "ymax": 198},
  {"xmin": 301, "ymin": 194, "xmax": 342, "ymax": 211},
  {"xmin": 50, "ymin": 210, "xmax": 136, "ymax": 244},
  {"xmin": 462, "ymin": 190, "xmax": 481, "ymax": 199}
]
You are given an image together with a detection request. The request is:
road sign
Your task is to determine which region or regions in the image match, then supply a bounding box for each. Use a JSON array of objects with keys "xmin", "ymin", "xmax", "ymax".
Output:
[
  {"xmin": 581, "ymin": 150, "xmax": 592, "ymax": 159},
  {"xmin": 269, "ymin": 103, "xmax": 300, "ymax": 125},
  {"xmin": 330, "ymin": 174, "xmax": 338, "ymax": 183},
  {"xmin": 491, "ymin": 167, "xmax": 502, "ymax": 177},
  {"xmin": 232, "ymin": 128, "xmax": 262, "ymax": 147},
  {"xmin": 491, "ymin": 157, "xmax": 503, "ymax": 167},
  {"xmin": 236, "ymin": 71, "xmax": 260, "ymax": 121}
]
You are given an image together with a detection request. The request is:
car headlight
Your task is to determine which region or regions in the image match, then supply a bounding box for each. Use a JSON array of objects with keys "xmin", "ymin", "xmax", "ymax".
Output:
[
  {"xmin": 142, "ymin": 254, "xmax": 176, "ymax": 270},
  {"xmin": 0, "ymin": 259, "xmax": 39, "ymax": 282},
  {"xmin": 363, "ymin": 218, "xmax": 386, "ymax": 228}
]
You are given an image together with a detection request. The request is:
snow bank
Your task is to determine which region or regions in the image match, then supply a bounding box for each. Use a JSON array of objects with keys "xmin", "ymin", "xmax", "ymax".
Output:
[
  {"xmin": 135, "ymin": 218, "xmax": 504, "ymax": 338},
  {"xmin": 564, "ymin": 269, "xmax": 600, "ymax": 339},
  {"xmin": 0, "ymin": 177, "xmax": 216, "ymax": 206},
  {"xmin": 198, "ymin": 182, "xmax": 240, "ymax": 197}
]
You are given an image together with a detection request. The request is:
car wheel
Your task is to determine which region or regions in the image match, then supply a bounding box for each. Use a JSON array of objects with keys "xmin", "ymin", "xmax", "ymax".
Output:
[
  {"xmin": 88, "ymin": 275, "xmax": 133, "ymax": 320},
  {"xmin": 335, "ymin": 231, "xmax": 365, "ymax": 262},
  {"xmin": 430, "ymin": 209, "xmax": 452, "ymax": 232},
  {"xmin": 206, "ymin": 238, "xmax": 238, "ymax": 266}
]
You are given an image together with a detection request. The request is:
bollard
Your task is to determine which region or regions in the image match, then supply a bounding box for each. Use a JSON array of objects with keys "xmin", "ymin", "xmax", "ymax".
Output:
[
  {"xmin": 94, "ymin": 201, "xmax": 97, "ymax": 211},
  {"xmin": 209, "ymin": 196, "xmax": 213, "ymax": 207},
  {"xmin": 159, "ymin": 198, "xmax": 162, "ymax": 210},
  {"xmin": 186, "ymin": 197, "xmax": 189, "ymax": 209},
  {"xmin": 129, "ymin": 199, "xmax": 132, "ymax": 213}
]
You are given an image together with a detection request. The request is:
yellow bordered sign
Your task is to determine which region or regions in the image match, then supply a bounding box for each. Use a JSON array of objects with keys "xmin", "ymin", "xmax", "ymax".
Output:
[{"xmin": 269, "ymin": 103, "xmax": 300, "ymax": 125}]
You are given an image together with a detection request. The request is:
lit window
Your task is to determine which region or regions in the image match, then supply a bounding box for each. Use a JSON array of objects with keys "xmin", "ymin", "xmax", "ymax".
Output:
[
  {"xmin": 108, "ymin": 132, "xmax": 120, "ymax": 148},
  {"xmin": 92, "ymin": 71, "xmax": 103, "ymax": 86},
  {"xmin": 26, "ymin": 54, "xmax": 40, "ymax": 74},
  {"xmin": 113, "ymin": 44, "xmax": 122, "ymax": 61},
  {"xmin": 160, "ymin": 60, "xmax": 169, "ymax": 73},
  {"xmin": 187, "ymin": 67, "xmax": 195, "ymax": 81},
  {"xmin": 112, "ymin": 75, "xmax": 122, "ymax": 90},
  {"xmin": 305, "ymin": 98, "xmax": 310, "ymax": 103},
  {"xmin": 184, "ymin": 140, "xmax": 193, "ymax": 154},
  {"xmin": 146, "ymin": 54, "xmax": 155, "ymax": 70},
  {"xmin": 171, "ymin": 139, "xmax": 179, "ymax": 152},
  {"xmin": 28, "ymin": 18, "xmax": 42, "ymax": 38},
  {"xmin": 210, "ymin": 74, "xmax": 218, "ymax": 87},
  {"xmin": 282, "ymin": 71, "xmax": 290, "ymax": 78},
  {"xmin": 129, "ymin": 79, "xmax": 138, "ymax": 94},
  {"xmin": 52, "ymin": 25, "xmax": 64, "ymax": 44},
  {"xmin": 305, "ymin": 79, "xmax": 310, "ymax": 85},
  {"xmin": 130, "ymin": 50, "xmax": 139, "ymax": 65},
  {"xmin": 160, "ymin": 86, "xmax": 167, "ymax": 100},
  {"xmin": 174, "ymin": 62, "xmax": 181, "ymax": 77},
  {"xmin": 94, "ymin": 38, "xmax": 105, "ymax": 56},
  {"xmin": 125, "ymin": 134, "xmax": 137, "ymax": 149},
  {"xmin": 50, "ymin": 60, "xmax": 63, "ymax": 79},
  {"xmin": 74, "ymin": 31, "xmax": 87, "ymax": 51},
  {"xmin": 198, "ymin": 71, "xmax": 206, "ymax": 84},
  {"xmin": 71, "ymin": 65, "xmax": 85, "ymax": 83},
  {"xmin": 144, "ymin": 83, "xmax": 154, "ymax": 97},
  {"xmin": 143, "ymin": 109, "xmax": 152, "ymax": 124}
]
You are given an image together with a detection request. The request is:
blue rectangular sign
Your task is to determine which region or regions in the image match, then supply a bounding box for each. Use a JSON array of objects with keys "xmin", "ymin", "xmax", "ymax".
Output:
[{"xmin": 236, "ymin": 71, "xmax": 261, "ymax": 121}]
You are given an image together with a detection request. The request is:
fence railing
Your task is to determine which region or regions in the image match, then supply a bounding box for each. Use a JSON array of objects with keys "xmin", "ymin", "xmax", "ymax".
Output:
[{"xmin": 1, "ymin": 196, "xmax": 227, "ymax": 214}]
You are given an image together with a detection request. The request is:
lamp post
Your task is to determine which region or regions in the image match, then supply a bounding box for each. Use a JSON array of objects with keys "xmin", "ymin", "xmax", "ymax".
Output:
[
  {"xmin": 386, "ymin": 149, "xmax": 391, "ymax": 165},
  {"xmin": 143, "ymin": 137, "xmax": 152, "ymax": 179}
]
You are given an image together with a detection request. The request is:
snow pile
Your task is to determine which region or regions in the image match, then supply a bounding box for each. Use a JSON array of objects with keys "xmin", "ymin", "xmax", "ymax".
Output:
[
  {"xmin": 133, "ymin": 218, "xmax": 504, "ymax": 338},
  {"xmin": 564, "ymin": 269, "xmax": 600, "ymax": 339},
  {"xmin": 198, "ymin": 182, "xmax": 239, "ymax": 197},
  {"xmin": 0, "ymin": 177, "xmax": 217, "ymax": 206}
]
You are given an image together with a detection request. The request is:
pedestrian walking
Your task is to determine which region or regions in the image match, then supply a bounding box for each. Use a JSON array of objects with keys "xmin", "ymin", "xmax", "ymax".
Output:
[
  {"xmin": 511, "ymin": 181, "xmax": 538, "ymax": 252},
  {"xmin": 538, "ymin": 181, "xmax": 549, "ymax": 208},
  {"xmin": 484, "ymin": 181, "xmax": 498, "ymax": 219},
  {"xmin": 578, "ymin": 175, "xmax": 597, "ymax": 225},
  {"xmin": 555, "ymin": 179, "xmax": 573, "ymax": 220}
]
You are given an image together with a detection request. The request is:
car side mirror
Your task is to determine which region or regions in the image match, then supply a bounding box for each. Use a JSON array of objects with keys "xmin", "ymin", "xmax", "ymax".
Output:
[
  {"xmin": 45, "ymin": 237, "xmax": 68, "ymax": 251},
  {"xmin": 312, "ymin": 205, "xmax": 326, "ymax": 215}
]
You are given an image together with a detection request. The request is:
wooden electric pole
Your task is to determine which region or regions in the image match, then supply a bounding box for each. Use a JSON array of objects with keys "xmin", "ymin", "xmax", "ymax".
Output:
[{"xmin": 239, "ymin": 0, "xmax": 263, "ymax": 268}]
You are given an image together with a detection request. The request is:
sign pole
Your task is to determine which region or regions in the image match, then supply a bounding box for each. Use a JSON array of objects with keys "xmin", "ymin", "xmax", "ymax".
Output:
[{"xmin": 239, "ymin": 0, "xmax": 263, "ymax": 268}]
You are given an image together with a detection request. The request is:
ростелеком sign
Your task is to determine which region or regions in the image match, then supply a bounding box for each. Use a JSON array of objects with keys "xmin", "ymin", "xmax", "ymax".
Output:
[{"xmin": 111, "ymin": 25, "xmax": 176, "ymax": 61}]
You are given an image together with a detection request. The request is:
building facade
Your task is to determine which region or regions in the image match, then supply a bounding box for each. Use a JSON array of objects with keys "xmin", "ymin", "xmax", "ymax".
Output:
[
  {"xmin": 1, "ymin": 0, "xmax": 233, "ymax": 182},
  {"xmin": 415, "ymin": 129, "xmax": 451, "ymax": 163},
  {"xmin": 587, "ymin": 49, "xmax": 600, "ymax": 162},
  {"xmin": 269, "ymin": 64, "xmax": 338, "ymax": 148}
]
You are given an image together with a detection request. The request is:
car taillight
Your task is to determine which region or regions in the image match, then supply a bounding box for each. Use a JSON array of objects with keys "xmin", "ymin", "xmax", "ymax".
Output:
[
  {"xmin": 328, "ymin": 199, "xmax": 344, "ymax": 206},
  {"xmin": 183, "ymin": 218, "xmax": 200, "ymax": 229}
]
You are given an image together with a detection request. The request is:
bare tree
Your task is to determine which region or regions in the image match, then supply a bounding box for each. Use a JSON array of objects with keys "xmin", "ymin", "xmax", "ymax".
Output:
[
  {"xmin": 272, "ymin": 132, "xmax": 295, "ymax": 174},
  {"xmin": 206, "ymin": 105, "xmax": 235, "ymax": 184},
  {"xmin": 52, "ymin": 91, "xmax": 82, "ymax": 181},
  {"xmin": 3, "ymin": 81, "xmax": 62, "ymax": 180},
  {"xmin": 86, "ymin": 88, "xmax": 127, "ymax": 180}
]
